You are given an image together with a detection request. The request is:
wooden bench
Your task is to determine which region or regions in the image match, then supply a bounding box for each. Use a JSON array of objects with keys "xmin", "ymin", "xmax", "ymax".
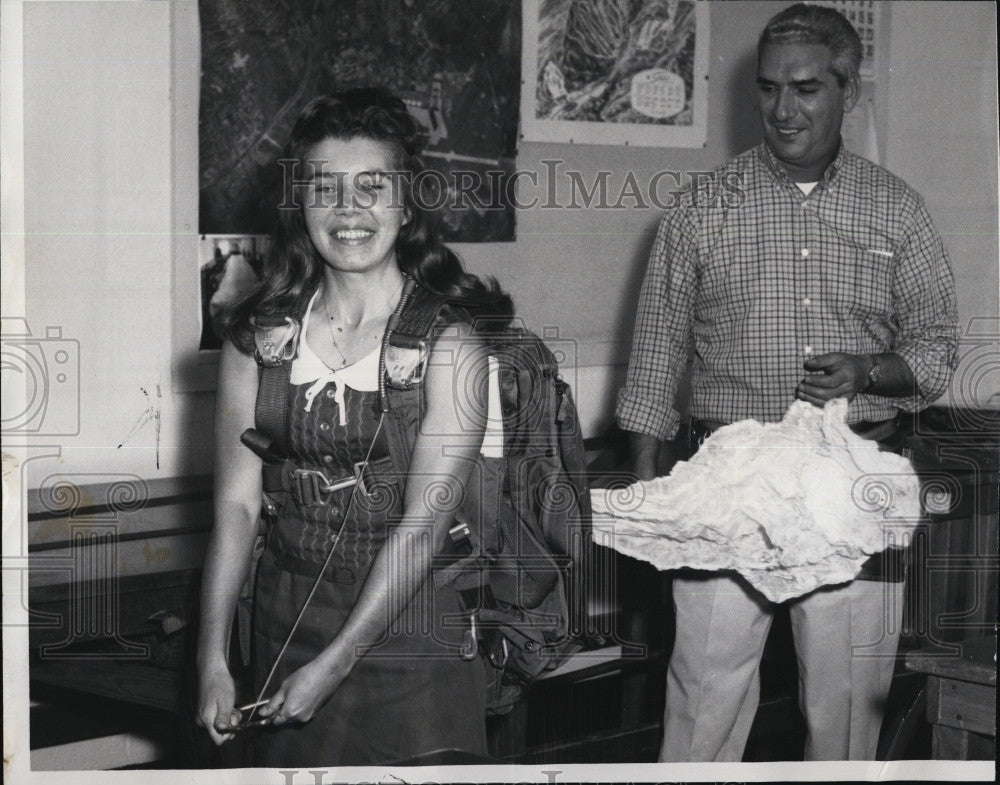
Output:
[{"xmin": 905, "ymin": 636, "xmax": 997, "ymax": 759}]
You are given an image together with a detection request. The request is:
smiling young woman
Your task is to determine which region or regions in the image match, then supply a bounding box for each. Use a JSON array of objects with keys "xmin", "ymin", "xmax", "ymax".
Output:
[
  {"xmin": 197, "ymin": 88, "xmax": 512, "ymax": 767},
  {"xmin": 298, "ymin": 135, "xmax": 411, "ymax": 369}
]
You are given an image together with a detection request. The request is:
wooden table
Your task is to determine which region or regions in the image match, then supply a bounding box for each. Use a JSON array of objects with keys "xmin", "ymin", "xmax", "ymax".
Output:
[{"xmin": 905, "ymin": 635, "xmax": 997, "ymax": 759}]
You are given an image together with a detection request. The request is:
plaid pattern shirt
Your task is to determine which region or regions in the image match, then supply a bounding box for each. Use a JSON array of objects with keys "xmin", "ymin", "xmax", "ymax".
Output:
[{"xmin": 617, "ymin": 142, "xmax": 959, "ymax": 441}]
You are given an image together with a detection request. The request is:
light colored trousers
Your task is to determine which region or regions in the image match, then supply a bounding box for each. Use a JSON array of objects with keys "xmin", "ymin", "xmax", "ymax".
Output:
[{"xmin": 659, "ymin": 572, "xmax": 904, "ymax": 761}]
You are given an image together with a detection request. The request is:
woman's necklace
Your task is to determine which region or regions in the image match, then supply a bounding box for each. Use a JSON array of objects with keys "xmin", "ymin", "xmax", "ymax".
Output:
[
  {"xmin": 323, "ymin": 292, "xmax": 348, "ymax": 370},
  {"xmin": 321, "ymin": 296, "xmax": 350, "ymax": 368},
  {"xmin": 320, "ymin": 281, "xmax": 404, "ymax": 369}
]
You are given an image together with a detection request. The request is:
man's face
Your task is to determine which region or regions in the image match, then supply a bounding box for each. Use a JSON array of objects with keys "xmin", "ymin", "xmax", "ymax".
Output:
[{"xmin": 756, "ymin": 42, "xmax": 858, "ymax": 182}]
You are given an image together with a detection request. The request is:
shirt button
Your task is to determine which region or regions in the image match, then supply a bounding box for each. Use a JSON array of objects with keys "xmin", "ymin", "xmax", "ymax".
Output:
[
  {"xmin": 329, "ymin": 506, "xmax": 339, "ymax": 517},
  {"xmin": 804, "ymin": 345, "xmax": 813, "ymax": 355},
  {"xmin": 319, "ymin": 422, "xmax": 330, "ymax": 431},
  {"xmin": 801, "ymin": 248, "xmax": 810, "ymax": 258},
  {"xmin": 325, "ymin": 389, "xmax": 336, "ymax": 398},
  {"xmin": 802, "ymin": 297, "xmax": 812, "ymax": 306},
  {"xmin": 323, "ymin": 455, "xmax": 334, "ymax": 463}
]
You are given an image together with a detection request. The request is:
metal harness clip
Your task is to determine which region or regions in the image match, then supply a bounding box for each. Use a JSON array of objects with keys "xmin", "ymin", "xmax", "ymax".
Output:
[
  {"xmin": 460, "ymin": 613, "xmax": 479, "ymax": 661},
  {"xmin": 487, "ymin": 636, "xmax": 509, "ymax": 669},
  {"xmin": 384, "ymin": 341, "xmax": 429, "ymax": 389},
  {"xmin": 252, "ymin": 316, "xmax": 301, "ymax": 368},
  {"xmin": 290, "ymin": 462, "xmax": 369, "ymax": 506}
]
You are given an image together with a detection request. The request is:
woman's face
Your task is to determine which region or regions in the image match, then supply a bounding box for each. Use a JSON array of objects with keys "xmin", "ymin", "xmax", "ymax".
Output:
[{"xmin": 300, "ymin": 136, "xmax": 409, "ymax": 275}]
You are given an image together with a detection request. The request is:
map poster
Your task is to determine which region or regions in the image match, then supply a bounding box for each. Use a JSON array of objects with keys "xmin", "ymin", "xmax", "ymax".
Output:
[
  {"xmin": 520, "ymin": 0, "xmax": 708, "ymax": 147},
  {"xmin": 198, "ymin": 0, "xmax": 520, "ymax": 242}
]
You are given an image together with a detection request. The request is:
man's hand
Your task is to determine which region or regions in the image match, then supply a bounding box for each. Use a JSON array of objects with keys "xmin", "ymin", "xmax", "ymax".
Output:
[{"xmin": 796, "ymin": 352, "xmax": 870, "ymax": 406}]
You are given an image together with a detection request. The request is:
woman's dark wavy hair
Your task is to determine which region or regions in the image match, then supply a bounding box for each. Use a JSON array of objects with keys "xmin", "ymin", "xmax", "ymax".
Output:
[{"xmin": 224, "ymin": 87, "xmax": 513, "ymax": 353}]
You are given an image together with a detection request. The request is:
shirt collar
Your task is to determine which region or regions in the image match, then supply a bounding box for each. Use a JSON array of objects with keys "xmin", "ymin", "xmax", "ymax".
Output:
[{"xmin": 757, "ymin": 139, "xmax": 846, "ymax": 189}]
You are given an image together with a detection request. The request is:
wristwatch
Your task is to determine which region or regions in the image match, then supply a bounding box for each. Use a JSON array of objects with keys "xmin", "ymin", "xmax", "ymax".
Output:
[{"xmin": 864, "ymin": 354, "xmax": 881, "ymax": 392}]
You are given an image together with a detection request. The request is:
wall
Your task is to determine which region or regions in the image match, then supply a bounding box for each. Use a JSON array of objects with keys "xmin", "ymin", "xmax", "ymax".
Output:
[
  {"xmin": 12, "ymin": 1, "xmax": 999, "ymax": 491},
  {"xmin": 883, "ymin": 1, "xmax": 1000, "ymax": 411},
  {"xmin": 18, "ymin": 1, "xmax": 214, "ymax": 486}
]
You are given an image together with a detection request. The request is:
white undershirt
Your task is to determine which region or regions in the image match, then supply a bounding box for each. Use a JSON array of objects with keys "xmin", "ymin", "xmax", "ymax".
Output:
[
  {"xmin": 796, "ymin": 181, "xmax": 819, "ymax": 195},
  {"xmin": 291, "ymin": 290, "xmax": 379, "ymax": 425}
]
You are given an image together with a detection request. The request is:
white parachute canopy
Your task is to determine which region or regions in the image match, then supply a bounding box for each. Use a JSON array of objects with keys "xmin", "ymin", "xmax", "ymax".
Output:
[{"xmin": 591, "ymin": 399, "xmax": 922, "ymax": 602}]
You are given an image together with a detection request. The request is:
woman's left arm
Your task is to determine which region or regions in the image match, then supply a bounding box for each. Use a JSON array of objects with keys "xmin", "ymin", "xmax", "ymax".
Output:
[{"xmin": 259, "ymin": 323, "xmax": 489, "ymax": 724}]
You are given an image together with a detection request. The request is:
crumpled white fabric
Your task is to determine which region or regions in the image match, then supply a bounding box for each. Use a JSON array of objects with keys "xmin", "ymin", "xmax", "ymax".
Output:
[{"xmin": 591, "ymin": 399, "xmax": 922, "ymax": 602}]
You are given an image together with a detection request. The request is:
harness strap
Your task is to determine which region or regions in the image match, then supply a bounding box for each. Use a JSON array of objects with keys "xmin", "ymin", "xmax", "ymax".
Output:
[
  {"xmin": 241, "ymin": 358, "xmax": 292, "ymax": 497},
  {"xmin": 387, "ymin": 285, "xmax": 450, "ymax": 351},
  {"xmin": 379, "ymin": 282, "xmax": 451, "ymax": 475},
  {"xmin": 242, "ymin": 314, "xmax": 301, "ymax": 495},
  {"xmin": 256, "ymin": 360, "xmax": 293, "ymax": 459}
]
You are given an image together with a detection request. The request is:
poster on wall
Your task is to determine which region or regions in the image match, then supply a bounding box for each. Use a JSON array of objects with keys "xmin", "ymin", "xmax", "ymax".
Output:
[
  {"xmin": 520, "ymin": 0, "xmax": 709, "ymax": 147},
  {"xmin": 198, "ymin": 234, "xmax": 269, "ymax": 352},
  {"xmin": 198, "ymin": 0, "xmax": 521, "ymax": 243}
]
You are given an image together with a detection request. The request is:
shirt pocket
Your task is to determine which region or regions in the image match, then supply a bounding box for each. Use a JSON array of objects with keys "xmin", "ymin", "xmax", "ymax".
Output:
[
  {"xmin": 821, "ymin": 237, "xmax": 895, "ymax": 319},
  {"xmin": 852, "ymin": 246, "xmax": 896, "ymax": 317}
]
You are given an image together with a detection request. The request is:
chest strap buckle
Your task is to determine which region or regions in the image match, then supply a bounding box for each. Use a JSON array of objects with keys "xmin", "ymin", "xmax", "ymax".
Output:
[
  {"xmin": 290, "ymin": 467, "xmax": 356, "ymax": 506},
  {"xmin": 290, "ymin": 461, "xmax": 373, "ymax": 507}
]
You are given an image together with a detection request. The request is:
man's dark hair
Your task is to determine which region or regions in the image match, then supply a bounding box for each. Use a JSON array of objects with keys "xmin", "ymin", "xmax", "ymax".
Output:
[{"xmin": 759, "ymin": 3, "xmax": 863, "ymax": 87}]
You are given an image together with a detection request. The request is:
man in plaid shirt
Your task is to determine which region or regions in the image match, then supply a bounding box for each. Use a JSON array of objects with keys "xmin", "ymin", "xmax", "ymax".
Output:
[{"xmin": 616, "ymin": 4, "xmax": 958, "ymax": 761}]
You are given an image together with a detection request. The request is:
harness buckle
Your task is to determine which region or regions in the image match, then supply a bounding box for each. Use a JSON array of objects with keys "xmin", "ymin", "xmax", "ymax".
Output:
[
  {"xmin": 290, "ymin": 468, "xmax": 358, "ymax": 506},
  {"xmin": 352, "ymin": 461, "xmax": 372, "ymax": 497},
  {"xmin": 251, "ymin": 316, "xmax": 301, "ymax": 368},
  {"xmin": 384, "ymin": 341, "xmax": 429, "ymax": 389}
]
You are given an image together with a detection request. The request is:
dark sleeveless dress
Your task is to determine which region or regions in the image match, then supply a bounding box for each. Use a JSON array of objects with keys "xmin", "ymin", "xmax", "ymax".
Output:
[{"xmin": 249, "ymin": 369, "xmax": 488, "ymax": 766}]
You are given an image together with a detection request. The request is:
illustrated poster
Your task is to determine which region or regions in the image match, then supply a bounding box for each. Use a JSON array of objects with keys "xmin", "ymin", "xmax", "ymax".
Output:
[{"xmin": 521, "ymin": 0, "xmax": 708, "ymax": 147}]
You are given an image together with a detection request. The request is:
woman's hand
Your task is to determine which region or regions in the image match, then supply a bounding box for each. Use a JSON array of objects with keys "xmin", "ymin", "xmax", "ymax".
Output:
[
  {"xmin": 196, "ymin": 664, "xmax": 239, "ymax": 745},
  {"xmin": 257, "ymin": 655, "xmax": 351, "ymax": 726}
]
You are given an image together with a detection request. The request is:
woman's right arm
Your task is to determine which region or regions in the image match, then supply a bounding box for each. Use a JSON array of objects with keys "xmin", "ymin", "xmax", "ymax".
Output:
[{"xmin": 196, "ymin": 339, "xmax": 263, "ymax": 745}]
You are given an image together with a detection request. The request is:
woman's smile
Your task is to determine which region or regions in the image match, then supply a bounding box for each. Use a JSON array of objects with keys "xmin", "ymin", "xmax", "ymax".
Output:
[{"xmin": 332, "ymin": 228, "xmax": 376, "ymax": 243}]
